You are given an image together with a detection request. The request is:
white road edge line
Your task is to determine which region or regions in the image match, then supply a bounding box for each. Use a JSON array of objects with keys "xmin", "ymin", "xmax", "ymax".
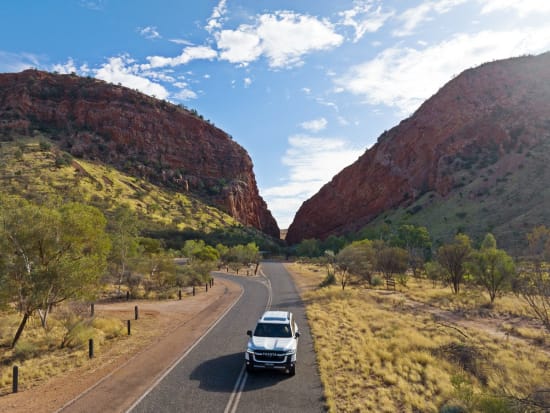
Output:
[
  {"xmin": 124, "ymin": 279, "xmax": 245, "ymax": 413},
  {"xmin": 223, "ymin": 266, "xmax": 272, "ymax": 413}
]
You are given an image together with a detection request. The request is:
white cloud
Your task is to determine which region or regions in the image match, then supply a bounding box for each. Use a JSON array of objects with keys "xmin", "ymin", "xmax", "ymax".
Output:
[
  {"xmin": 300, "ymin": 117, "xmax": 328, "ymax": 132},
  {"xmin": 95, "ymin": 55, "xmax": 169, "ymax": 99},
  {"xmin": 216, "ymin": 11, "xmax": 343, "ymax": 68},
  {"xmin": 217, "ymin": 27, "xmax": 262, "ymax": 65},
  {"xmin": 169, "ymin": 38, "xmax": 194, "ymax": 46},
  {"xmin": 173, "ymin": 88, "xmax": 197, "ymax": 100},
  {"xmin": 244, "ymin": 77, "xmax": 252, "ymax": 87},
  {"xmin": 51, "ymin": 58, "xmax": 78, "ymax": 74},
  {"xmin": 335, "ymin": 26, "xmax": 550, "ymax": 115},
  {"xmin": 139, "ymin": 26, "xmax": 161, "ymax": 40},
  {"xmin": 206, "ymin": 0, "xmax": 228, "ymax": 33},
  {"xmin": 262, "ymin": 135, "xmax": 363, "ymax": 228},
  {"xmin": 339, "ymin": 1, "xmax": 394, "ymax": 42},
  {"xmin": 143, "ymin": 46, "xmax": 217, "ymax": 69},
  {"xmin": 479, "ymin": 0, "xmax": 550, "ymax": 16},
  {"xmin": 394, "ymin": 0, "xmax": 468, "ymax": 37}
]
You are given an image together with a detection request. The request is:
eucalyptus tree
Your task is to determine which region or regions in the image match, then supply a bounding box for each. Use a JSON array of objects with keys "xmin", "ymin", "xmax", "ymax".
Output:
[
  {"xmin": 0, "ymin": 196, "xmax": 110, "ymax": 348},
  {"xmin": 436, "ymin": 234, "xmax": 472, "ymax": 294},
  {"xmin": 469, "ymin": 233, "xmax": 515, "ymax": 304}
]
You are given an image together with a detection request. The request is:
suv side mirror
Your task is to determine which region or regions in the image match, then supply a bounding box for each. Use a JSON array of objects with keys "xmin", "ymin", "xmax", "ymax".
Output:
[
  {"xmin": 246, "ymin": 330, "xmax": 252, "ymax": 337},
  {"xmin": 295, "ymin": 332, "xmax": 300, "ymax": 338}
]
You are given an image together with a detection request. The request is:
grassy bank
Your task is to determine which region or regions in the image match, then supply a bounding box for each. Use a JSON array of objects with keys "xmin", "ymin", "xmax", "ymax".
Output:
[{"xmin": 287, "ymin": 263, "xmax": 550, "ymax": 412}]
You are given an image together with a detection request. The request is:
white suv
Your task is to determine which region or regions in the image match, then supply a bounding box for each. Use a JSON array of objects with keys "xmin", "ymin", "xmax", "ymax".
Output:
[{"xmin": 245, "ymin": 310, "xmax": 300, "ymax": 376}]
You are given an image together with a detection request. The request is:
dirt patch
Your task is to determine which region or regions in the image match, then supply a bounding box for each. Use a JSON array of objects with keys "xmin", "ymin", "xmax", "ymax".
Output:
[{"xmin": 0, "ymin": 277, "xmax": 242, "ymax": 413}]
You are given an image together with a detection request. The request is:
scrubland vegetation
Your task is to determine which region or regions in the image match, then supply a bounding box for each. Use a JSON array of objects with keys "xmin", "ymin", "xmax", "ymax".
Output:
[
  {"xmin": 287, "ymin": 223, "xmax": 550, "ymax": 413},
  {"xmin": 0, "ymin": 138, "xmax": 274, "ymax": 394}
]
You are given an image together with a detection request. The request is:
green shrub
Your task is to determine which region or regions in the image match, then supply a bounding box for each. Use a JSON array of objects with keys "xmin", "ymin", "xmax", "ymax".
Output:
[
  {"xmin": 91, "ymin": 317, "xmax": 124, "ymax": 339},
  {"xmin": 14, "ymin": 340, "xmax": 40, "ymax": 360},
  {"xmin": 320, "ymin": 271, "xmax": 336, "ymax": 287},
  {"xmin": 476, "ymin": 395, "xmax": 514, "ymax": 413},
  {"xmin": 371, "ymin": 275, "xmax": 383, "ymax": 287},
  {"xmin": 61, "ymin": 317, "xmax": 95, "ymax": 349}
]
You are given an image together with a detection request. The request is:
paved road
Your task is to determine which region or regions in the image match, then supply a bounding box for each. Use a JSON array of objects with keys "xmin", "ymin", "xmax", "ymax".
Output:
[{"xmin": 130, "ymin": 261, "xmax": 325, "ymax": 412}]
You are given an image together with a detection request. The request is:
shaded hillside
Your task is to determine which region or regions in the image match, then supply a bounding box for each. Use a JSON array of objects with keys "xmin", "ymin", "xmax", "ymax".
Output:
[
  {"xmin": 287, "ymin": 52, "xmax": 550, "ymax": 252},
  {"xmin": 0, "ymin": 139, "xmax": 280, "ymax": 250},
  {"xmin": 0, "ymin": 69, "xmax": 279, "ymax": 238}
]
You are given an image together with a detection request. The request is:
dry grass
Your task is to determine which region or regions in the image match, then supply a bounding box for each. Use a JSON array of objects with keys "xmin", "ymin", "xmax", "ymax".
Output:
[
  {"xmin": 286, "ymin": 263, "xmax": 550, "ymax": 413},
  {"xmin": 0, "ymin": 304, "xmax": 159, "ymax": 395}
]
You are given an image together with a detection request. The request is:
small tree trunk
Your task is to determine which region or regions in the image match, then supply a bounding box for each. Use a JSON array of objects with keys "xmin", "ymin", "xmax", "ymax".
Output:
[{"xmin": 12, "ymin": 312, "xmax": 30, "ymax": 348}]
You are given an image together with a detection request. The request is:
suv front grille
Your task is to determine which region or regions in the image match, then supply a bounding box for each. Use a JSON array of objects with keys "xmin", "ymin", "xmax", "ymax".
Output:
[{"xmin": 254, "ymin": 351, "xmax": 286, "ymax": 362}]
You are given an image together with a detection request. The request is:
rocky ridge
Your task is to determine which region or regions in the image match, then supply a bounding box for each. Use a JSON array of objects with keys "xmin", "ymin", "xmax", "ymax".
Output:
[
  {"xmin": 0, "ymin": 69, "xmax": 279, "ymax": 238},
  {"xmin": 287, "ymin": 52, "xmax": 550, "ymax": 248}
]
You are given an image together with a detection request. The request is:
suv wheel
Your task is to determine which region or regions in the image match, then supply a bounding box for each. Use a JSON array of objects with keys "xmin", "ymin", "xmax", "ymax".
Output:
[
  {"xmin": 246, "ymin": 364, "xmax": 255, "ymax": 374},
  {"xmin": 288, "ymin": 365, "xmax": 296, "ymax": 376}
]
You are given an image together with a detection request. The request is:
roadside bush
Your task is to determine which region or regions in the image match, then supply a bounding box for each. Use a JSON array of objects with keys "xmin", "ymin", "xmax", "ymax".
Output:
[
  {"xmin": 60, "ymin": 315, "xmax": 95, "ymax": 349},
  {"xmin": 371, "ymin": 275, "xmax": 384, "ymax": 287},
  {"xmin": 91, "ymin": 317, "xmax": 124, "ymax": 339},
  {"xmin": 14, "ymin": 340, "xmax": 40, "ymax": 360},
  {"xmin": 320, "ymin": 271, "xmax": 336, "ymax": 287}
]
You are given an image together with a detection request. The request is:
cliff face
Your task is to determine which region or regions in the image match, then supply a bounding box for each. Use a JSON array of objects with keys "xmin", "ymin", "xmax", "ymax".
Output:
[
  {"xmin": 0, "ymin": 70, "xmax": 279, "ymax": 238},
  {"xmin": 287, "ymin": 52, "xmax": 550, "ymax": 246}
]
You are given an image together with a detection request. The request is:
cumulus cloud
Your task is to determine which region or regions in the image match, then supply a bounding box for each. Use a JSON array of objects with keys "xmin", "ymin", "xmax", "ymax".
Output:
[
  {"xmin": 300, "ymin": 117, "xmax": 328, "ymax": 133},
  {"xmin": 262, "ymin": 135, "xmax": 363, "ymax": 228},
  {"xmin": 217, "ymin": 28, "xmax": 262, "ymax": 65},
  {"xmin": 335, "ymin": 26, "xmax": 550, "ymax": 115},
  {"xmin": 143, "ymin": 46, "xmax": 217, "ymax": 69},
  {"xmin": 95, "ymin": 55, "xmax": 169, "ymax": 99},
  {"xmin": 216, "ymin": 11, "xmax": 343, "ymax": 68},
  {"xmin": 244, "ymin": 77, "xmax": 252, "ymax": 87},
  {"xmin": 339, "ymin": 1, "xmax": 394, "ymax": 42},
  {"xmin": 51, "ymin": 58, "xmax": 90, "ymax": 75},
  {"xmin": 394, "ymin": 0, "xmax": 468, "ymax": 37}
]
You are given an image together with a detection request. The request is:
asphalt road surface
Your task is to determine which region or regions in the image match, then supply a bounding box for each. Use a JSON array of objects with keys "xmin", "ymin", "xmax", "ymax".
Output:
[{"xmin": 129, "ymin": 261, "xmax": 325, "ymax": 412}]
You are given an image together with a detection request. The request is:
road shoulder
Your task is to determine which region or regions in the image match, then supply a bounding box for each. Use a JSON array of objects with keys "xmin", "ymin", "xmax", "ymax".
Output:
[{"xmin": 0, "ymin": 277, "xmax": 242, "ymax": 413}]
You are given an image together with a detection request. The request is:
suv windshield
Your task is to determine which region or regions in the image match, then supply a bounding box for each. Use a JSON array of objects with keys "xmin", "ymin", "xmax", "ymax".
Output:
[{"xmin": 254, "ymin": 322, "xmax": 292, "ymax": 338}]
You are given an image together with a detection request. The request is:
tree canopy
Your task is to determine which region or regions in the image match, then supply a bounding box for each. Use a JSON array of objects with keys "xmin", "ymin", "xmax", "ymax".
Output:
[{"xmin": 0, "ymin": 196, "xmax": 111, "ymax": 347}]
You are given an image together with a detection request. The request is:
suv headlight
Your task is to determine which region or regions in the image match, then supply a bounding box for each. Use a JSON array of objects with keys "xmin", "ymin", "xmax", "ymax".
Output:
[{"xmin": 285, "ymin": 349, "xmax": 296, "ymax": 355}]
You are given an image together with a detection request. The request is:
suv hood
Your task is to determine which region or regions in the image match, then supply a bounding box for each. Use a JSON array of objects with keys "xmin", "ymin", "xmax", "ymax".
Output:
[{"xmin": 250, "ymin": 337, "xmax": 295, "ymax": 351}]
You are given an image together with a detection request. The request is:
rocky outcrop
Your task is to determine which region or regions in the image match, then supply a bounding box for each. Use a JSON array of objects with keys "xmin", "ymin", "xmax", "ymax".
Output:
[
  {"xmin": 287, "ymin": 52, "xmax": 550, "ymax": 245},
  {"xmin": 0, "ymin": 70, "xmax": 279, "ymax": 238}
]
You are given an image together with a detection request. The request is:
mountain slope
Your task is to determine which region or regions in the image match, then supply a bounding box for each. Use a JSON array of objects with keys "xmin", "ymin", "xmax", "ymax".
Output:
[
  {"xmin": 287, "ymin": 52, "xmax": 550, "ymax": 252},
  {"xmin": 0, "ymin": 139, "xmax": 281, "ymax": 250},
  {"xmin": 0, "ymin": 69, "xmax": 279, "ymax": 238}
]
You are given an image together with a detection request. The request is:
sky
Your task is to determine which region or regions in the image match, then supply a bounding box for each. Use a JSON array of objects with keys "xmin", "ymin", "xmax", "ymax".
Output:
[{"xmin": 1, "ymin": 1, "xmax": 550, "ymax": 229}]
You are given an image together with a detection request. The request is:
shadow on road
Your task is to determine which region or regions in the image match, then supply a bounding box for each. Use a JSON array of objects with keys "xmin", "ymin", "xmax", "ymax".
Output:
[{"xmin": 189, "ymin": 352, "xmax": 292, "ymax": 392}]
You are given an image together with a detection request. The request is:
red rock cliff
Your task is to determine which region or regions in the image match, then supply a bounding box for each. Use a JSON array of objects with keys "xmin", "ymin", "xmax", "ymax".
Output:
[
  {"xmin": 0, "ymin": 70, "xmax": 279, "ymax": 238},
  {"xmin": 287, "ymin": 52, "xmax": 550, "ymax": 244}
]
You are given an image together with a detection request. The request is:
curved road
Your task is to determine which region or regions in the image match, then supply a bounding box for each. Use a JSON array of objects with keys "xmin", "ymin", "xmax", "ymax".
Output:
[{"xmin": 129, "ymin": 261, "xmax": 325, "ymax": 412}]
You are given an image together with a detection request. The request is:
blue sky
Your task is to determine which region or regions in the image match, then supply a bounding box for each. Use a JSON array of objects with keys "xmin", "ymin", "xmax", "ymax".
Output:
[{"xmin": 2, "ymin": 1, "xmax": 550, "ymax": 228}]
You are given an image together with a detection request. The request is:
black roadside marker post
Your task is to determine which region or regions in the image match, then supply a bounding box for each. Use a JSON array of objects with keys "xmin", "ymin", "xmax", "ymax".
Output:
[
  {"xmin": 134, "ymin": 305, "xmax": 139, "ymax": 320},
  {"xmin": 89, "ymin": 339, "xmax": 94, "ymax": 359},
  {"xmin": 206, "ymin": 282, "xmax": 208, "ymax": 292},
  {"xmin": 193, "ymin": 286, "xmax": 195, "ymax": 296},
  {"xmin": 90, "ymin": 303, "xmax": 94, "ymax": 317},
  {"xmin": 12, "ymin": 366, "xmax": 18, "ymax": 393},
  {"xmin": 126, "ymin": 291, "xmax": 130, "ymax": 301},
  {"xmin": 127, "ymin": 320, "xmax": 131, "ymax": 335},
  {"xmin": 178, "ymin": 289, "xmax": 182, "ymax": 300}
]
